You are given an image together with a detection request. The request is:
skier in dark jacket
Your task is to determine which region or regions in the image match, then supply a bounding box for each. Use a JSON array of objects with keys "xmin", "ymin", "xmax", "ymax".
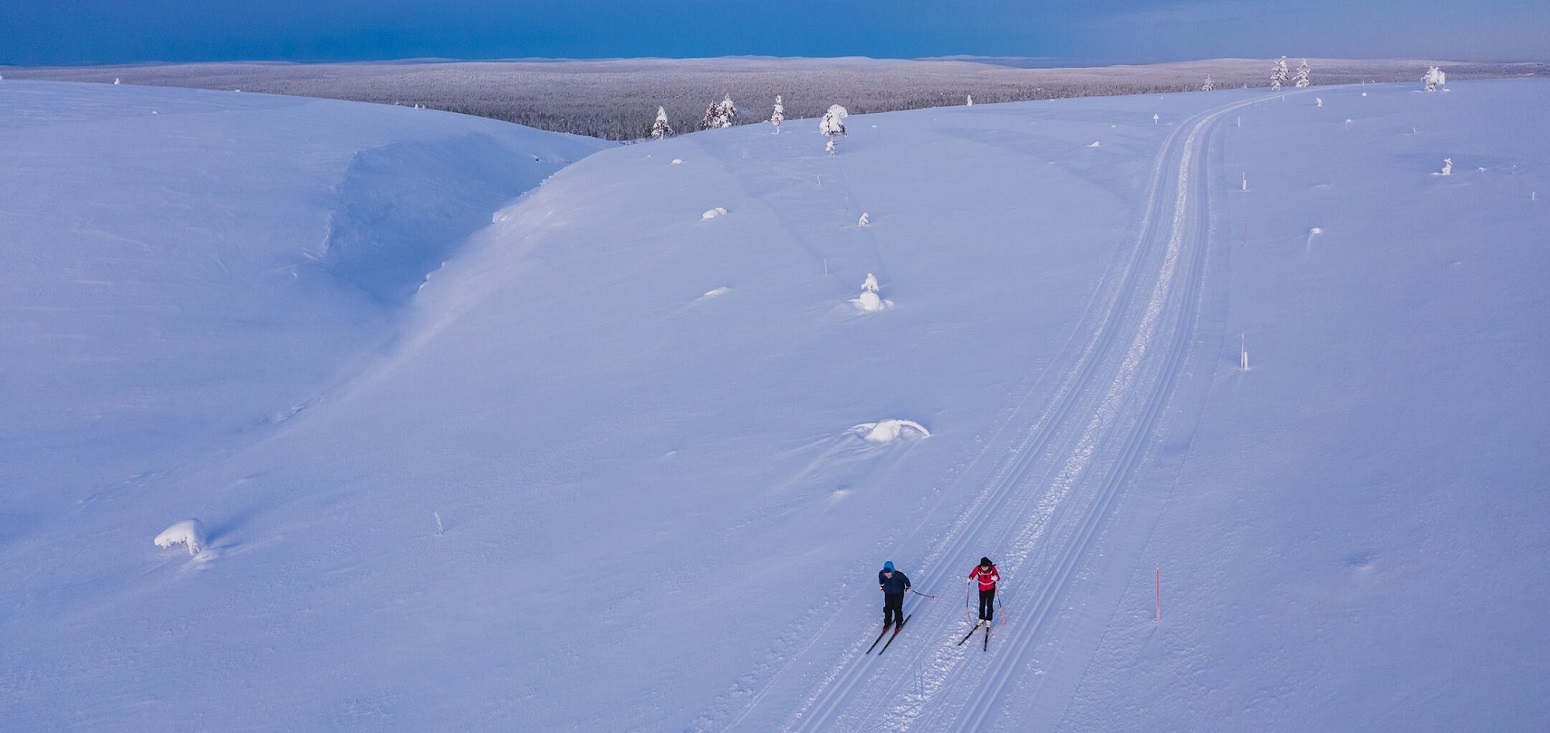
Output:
[{"xmin": 878, "ymin": 560, "xmax": 911, "ymax": 631}]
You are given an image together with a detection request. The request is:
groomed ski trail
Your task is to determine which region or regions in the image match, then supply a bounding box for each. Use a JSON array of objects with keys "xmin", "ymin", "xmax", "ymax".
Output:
[{"xmin": 770, "ymin": 94, "xmax": 1267, "ymax": 733}]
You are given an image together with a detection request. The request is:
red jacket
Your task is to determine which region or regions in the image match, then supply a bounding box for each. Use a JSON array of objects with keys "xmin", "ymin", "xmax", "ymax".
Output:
[{"xmin": 970, "ymin": 564, "xmax": 999, "ymax": 591}]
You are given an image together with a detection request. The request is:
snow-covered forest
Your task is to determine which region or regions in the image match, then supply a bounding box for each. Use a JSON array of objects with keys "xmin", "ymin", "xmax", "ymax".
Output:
[
  {"xmin": 5, "ymin": 57, "xmax": 1546, "ymax": 139},
  {"xmin": 3, "ymin": 75, "xmax": 1549, "ymax": 731}
]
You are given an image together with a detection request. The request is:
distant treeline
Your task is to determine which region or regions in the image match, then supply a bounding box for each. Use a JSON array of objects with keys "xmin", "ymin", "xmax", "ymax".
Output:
[{"xmin": 6, "ymin": 58, "xmax": 1545, "ymax": 141}]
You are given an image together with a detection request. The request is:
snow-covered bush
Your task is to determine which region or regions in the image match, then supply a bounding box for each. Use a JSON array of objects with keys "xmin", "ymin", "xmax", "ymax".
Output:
[
  {"xmin": 966, "ymin": 95, "xmax": 974, "ymax": 106},
  {"xmin": 820, "ymin": 104, "xmax": 848, "ymax": 155},
  {"xmin": 770, "ymin": 95, "xmax": 784, "ymax": 133},
  {"xmin": 858, "ymin": 212, "xmax": 870, "ymax": 227},
  {"xmin": 819, "ymin": 105, "xmax": 848, "ymax": 137},
  {"xmin": 154, "ymin": 519, "xmax": 206, "ymax": 556},
  {"xmin": 1424, "ymin": 66, "xmax": 1447, "ymax": 92},
  {"xmin": 1295, "ymin": 59, "xmax": 1311, "ymax": 88},
  {"xmin": 1271, "ymin": 57, "xmax": 1289, "ymax": 90},
  {"xmin": 649, "ymin": 106, "xmax": 673, "ymax": 139},
  {"xmin": 702, "ymin": 93, "xmax": 737, "ymax": 129},
  {"xmin": 1202, "ymin": 76, "xmax": 1215, "ymax": 91},
  {"xmin": 702, "ymin": 207, "xmax": 728, "ymax": 219}
]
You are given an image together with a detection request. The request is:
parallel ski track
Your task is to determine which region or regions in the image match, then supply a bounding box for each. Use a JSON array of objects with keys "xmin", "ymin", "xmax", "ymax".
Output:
[{"xmin": 780, "ymin": 95, "xmax": 1264, "ymax": 733}]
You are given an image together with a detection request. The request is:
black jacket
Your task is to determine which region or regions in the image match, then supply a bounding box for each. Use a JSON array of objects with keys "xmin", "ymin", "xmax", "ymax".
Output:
[{"xmin": 878, "ymin": 570, "xmax": 911, "ymax": 594}]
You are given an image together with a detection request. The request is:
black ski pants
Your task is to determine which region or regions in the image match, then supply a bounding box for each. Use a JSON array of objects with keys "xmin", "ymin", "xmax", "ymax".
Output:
[
  {"xmin": 883, "ymin": 592, "xmax": 905, "ymax": 628},
  {"xmin": 978, "ymin": 588, "xmax": 996, "ymax": 621}
]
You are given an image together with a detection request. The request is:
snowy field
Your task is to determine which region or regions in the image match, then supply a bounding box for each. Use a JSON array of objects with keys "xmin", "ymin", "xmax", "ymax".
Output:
[{"xmin": 2, "ymin": 78, "xmax": 1548, "ymax": 731}]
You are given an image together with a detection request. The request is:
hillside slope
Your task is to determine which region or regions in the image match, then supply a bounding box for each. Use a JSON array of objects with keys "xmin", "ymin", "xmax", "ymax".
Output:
[{"xmin": 2, "ymin": 80, "xmax": 1547, "ymax": 731}]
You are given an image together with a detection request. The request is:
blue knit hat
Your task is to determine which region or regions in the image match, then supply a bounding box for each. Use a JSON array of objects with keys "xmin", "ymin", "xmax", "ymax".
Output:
[{"xmin": 883, "ymin": 561, "xmax": 895, "ymax": 572}]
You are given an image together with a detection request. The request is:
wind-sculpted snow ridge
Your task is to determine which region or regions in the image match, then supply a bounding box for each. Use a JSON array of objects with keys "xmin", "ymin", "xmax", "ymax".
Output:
[{"xmin": 320, "ymin": 133, "xmax": 584, "ymax": 305}]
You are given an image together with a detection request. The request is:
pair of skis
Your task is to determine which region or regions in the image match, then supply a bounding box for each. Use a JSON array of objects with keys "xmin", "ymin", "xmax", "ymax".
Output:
[
  {"xmin": 957, "ymin": 618, "xmax": 991, "ymax": 651},
  {"xmin": 865, "ymin": 616, "xmax": 991, "ymax": 656},
  {"xmin": 864, "ymin": 614, "xmax": 911, "ymax": 655}
]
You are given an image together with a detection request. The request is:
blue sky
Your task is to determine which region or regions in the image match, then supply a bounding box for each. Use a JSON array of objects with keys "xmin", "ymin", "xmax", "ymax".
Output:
[{"xmin": 2, "ymin": 0, "xmax": 1546, "ymax": 66}]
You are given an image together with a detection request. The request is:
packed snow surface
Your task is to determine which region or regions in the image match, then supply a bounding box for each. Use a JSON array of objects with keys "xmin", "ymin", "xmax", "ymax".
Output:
[{"xmin": 3, "ymin": 78, "xmax": 1549, "ymax": 731}]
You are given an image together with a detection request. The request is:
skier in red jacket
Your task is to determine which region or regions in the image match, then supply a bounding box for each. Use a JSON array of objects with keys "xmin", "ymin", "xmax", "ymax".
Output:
[{"xmin": 969, "ymin": 557, "xmax": 1000, "ymax": 624}]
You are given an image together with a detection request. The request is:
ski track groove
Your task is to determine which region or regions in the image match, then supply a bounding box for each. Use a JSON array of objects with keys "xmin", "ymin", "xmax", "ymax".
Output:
[
  {"xmin": 938, "ymin": 97, "xmax": 1262, "ymax": 733},
  {"xmin": 778, "ymin": 95, "xmax": 1263, "ymax": 733},
  {"xmin": 695, "ymin": 93, "xmax": 1275, "ymax": 732}
]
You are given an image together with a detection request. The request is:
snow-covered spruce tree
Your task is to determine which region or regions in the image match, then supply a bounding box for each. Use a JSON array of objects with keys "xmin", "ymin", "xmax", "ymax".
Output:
[
  {"xmin": 1295, "ymin": 59, "xmax": 1311, "ymax": 88},
  {"xmin": 1202, "ymin": 75, "xmax": 1215, "ymax": 91},
  {"xmin": 820, "ymin": 104, "xmax": 848, "ymax": 155},
  {"xmin": 649, "ymin": 106, "xmax": 673, "ymax": 139},
  {"xmin": 1424, "ymin": 66, "xmax": 1446, "ymax": 91},
  {"xmin": 1271, "ymin": 57, "xmax": 1290, "ymax": 90},
  {"xmin": 966, "ymin": 95, "xmax": 974, "ymax": 106},
  {"xmin": 771, "ymin": 95, "xmax": 784, "ymax": 133},
  {"xmin": 702, "ymin": 93, "xmax": 737, "ymax": 129}
]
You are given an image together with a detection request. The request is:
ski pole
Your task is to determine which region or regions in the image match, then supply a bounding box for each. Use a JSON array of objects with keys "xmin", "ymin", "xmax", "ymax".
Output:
[{"xmin": 910, "ymin": 589, "xmax": 936, "ymax": 599}]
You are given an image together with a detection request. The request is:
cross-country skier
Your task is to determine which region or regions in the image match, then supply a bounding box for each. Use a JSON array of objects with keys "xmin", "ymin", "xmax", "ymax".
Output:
[
  {"xmin": 969, "ymin": 557, "xmax": 1000, "ymax": 624},
  {"xmin": 878, "ymin": 561, "xmax": 911, "ymax": 631}
]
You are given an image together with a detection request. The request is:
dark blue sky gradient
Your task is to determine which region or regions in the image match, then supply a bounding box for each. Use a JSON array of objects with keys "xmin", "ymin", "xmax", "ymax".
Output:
[{"xmin": 2, "ymin": 0, "xmax": 1546, "ymax": 66}]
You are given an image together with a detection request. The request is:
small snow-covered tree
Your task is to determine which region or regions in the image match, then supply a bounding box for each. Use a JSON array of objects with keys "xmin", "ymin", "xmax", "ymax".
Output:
[
  {"xmin": 853, "ymin": 273, "xmax": 889, "ymax": 312},
  {"xmin": 966, "ymin": 95, "xmax": 974, "ymax": 106},
  {"xmin": 1295, "ymin": 59, "xmax": 1311, "ymax": 88},
  {"xmin": 649, "ymin": 106, "xmax": 673, "ymax": 139},
  {"xmin": 1424, "ymin": 66, "xmax": 1446, "ymax": 91},
  {"xmin": 1202, "ymin": 75, "xmax": 1215, "ymax": 91},
  {"xmin": 820, "ymin": 104, "xmax": 848, "ymax": 155},
  {"xmin": 154, "ymin": 519, "xmax": 207, "ymax": 556},
  {"xmin": 1271, "ymin": 57, "xmax": 1289, "ymax": 90},
  {"xmin": 771, "ymin": 95, "xmax": 784, "ymax": 133},
  {"xmin": 702, "ymin": 93, "xmax": 737, "ymax": 129}
]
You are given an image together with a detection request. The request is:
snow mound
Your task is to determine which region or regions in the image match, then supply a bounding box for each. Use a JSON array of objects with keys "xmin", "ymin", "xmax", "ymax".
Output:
[
  {"xmin": 851, "ymin": 419, "xmax": 931, "ymax": 443},
  {"xmin": 853, "ymin": 290, "xmax": 890, "ymax": 312},
  {"xmin": 154, "ymin": 519, "xmax": 206, "ymax": 556},
  {"xmin": 702, "ymin": 207, "xmax": 728, "ymax": 219}
]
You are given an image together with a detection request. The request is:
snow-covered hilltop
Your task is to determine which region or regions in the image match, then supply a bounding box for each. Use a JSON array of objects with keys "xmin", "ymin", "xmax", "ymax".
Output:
[{"xmin": 3, "ymin": 78, "xmax": 1548, "ymax": 731}]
